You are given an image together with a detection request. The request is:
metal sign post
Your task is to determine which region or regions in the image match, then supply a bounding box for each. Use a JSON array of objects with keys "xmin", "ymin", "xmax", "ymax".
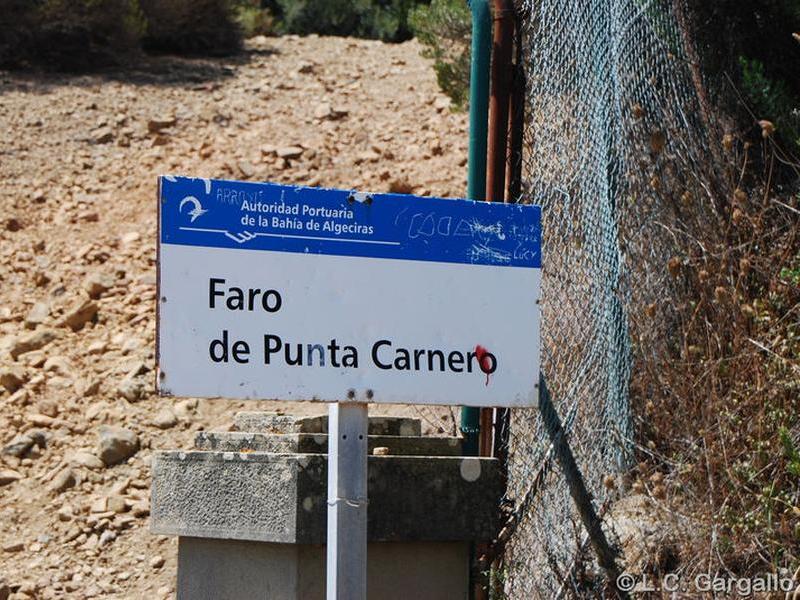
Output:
[{"xmin": 326, "ymin": 402, "xmax": 368, "ymax": 600}]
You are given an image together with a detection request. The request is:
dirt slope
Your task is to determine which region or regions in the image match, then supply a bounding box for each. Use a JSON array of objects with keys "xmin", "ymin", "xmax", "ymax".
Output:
[{"xmin": 0, "ymin": 35, "xmax": 466, "ymax": 599}]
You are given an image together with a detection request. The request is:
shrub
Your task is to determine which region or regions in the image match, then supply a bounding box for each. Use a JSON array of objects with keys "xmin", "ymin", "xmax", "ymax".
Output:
[
  {"xmin": 687, "ymin": 0, "xmax": 800, "ymax": 154},
  {"xmin": 740, "ymin": 56, "xmax": 800, "ymax": 152},
  {"xmin": 0, "ymin": 0, "xmax": 144, "ymax": 69},
  {"xmin": 408, "ymin": 0, "xmax": 471, "ymax": 108},
  {"xmin": 0, "ymin": 0, "xmax": 40, "ymax": 67},
  {"xmin": 139, "ymin": 0, "xmax": 242, "ymax": 56},
  {"xmin": 275, "ymin": 0, "xmax": 422, "ymax": 42},
  {"xmin": 235, "ymin": 1, "xmax": 276, "ymax": 37}
]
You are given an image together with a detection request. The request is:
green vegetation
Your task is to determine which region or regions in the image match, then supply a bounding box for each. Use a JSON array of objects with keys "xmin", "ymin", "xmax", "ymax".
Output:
[
  {"xmin": 689, "ymin": 0, "xmax": 800, "ymax": 154},
  {"xmin": 138, "ymin": 0, "xmax": 242, "ymax": 56},
  {"xmin": 779, "ymin": 248, "xmax": 800, "ymax": 287},
  {"xmin": 274, "ymin": 0, "xmax": 421, "ymax": 42},
  {"xmin": 0, "ymin": 0, "xmax": 446, "ymax": 69},
  {"xmin": 234, "ymin": 0, "xmax": 276, "ymax": 38},
  {"xmin": 740, "ymin": 57, "xmax": 800, "ymax": 151},
  {"xmin": 0, "ymin": 0, "xmax": 472, "ymax": 89},
  {"xmin": 408, "ymin": 0, "xmax": 471, "ymax": 109},
  {"xmin": 0, "ymin": 0, "xmax": 145, "ymax": 69}
]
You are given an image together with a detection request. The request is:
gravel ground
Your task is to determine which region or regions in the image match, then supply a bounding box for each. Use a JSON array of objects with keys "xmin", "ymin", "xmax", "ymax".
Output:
[{"xmin": 0, "ymin": 35, "xmax": 467, "ymax": 599}]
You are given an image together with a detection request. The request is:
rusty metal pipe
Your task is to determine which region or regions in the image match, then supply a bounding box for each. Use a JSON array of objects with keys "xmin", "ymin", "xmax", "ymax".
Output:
[
  {"xmin": 485, "ymin": 0, "xmax": 515, "ymax": 205},
  {"xmin": 478, "ymin": 0, "xmax": 516, "ymax": 465},
  {"xmin": 475, "ymin": 4, "xmax": 516, "ymax": 598}
]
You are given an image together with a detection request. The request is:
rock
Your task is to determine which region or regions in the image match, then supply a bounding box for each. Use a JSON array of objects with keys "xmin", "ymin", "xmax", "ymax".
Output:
[
  {"xmin": 69, "ymin": 451, "xmax": 105, "ymax": 470},
  {"xmin": 86, "ymin": 341, "xmax": 107, "ymax": 355},
  {"xmin": 48, "ymin": 468, "xmax": 76, "ymax": 493},
  {"xmin": 0, "ymin": 578, "xmax": 9, "ymax": 600},
  {"xmin": 0, "ymin": 365, "xmax": 26, "ymax": 392},
  {"xmin": 428, "ymin": 139, "xmax": 443, "ymax": 156},
  {"xmin": 63, "ymin": 524, "xmax": 81, "ymax": 542},
  {"xmin": 147, "ymin": 116, "xmax": 177, "ymax": 133},
  {"xmin": 98, "ymin": 530, "xmax": 117, "ymax": 547},
  {"xmin": 82, "ymin": 533, "xmax": 99, "ymax": 550},
  {"xmin": 120, "ymin": 231, "xmax": 140, "ymax": 244},
  {"xmin": 43, "ymin": 356, "xmax": 72, "ymax": 376},
  {"xmin": 152, "ymin": 407, "xmax": 177, "ymax": 430},
  {"xmin": 296, "ymin": 61, "xmax": 315, "ymax": 74},
  {"xmin": 5, "ymin": 217, "xmax": 22, "ymax": 232},
  {"xmin": 150, "ymin": 555, "xmax": 165, "ymax": 569},
  {"xmin": 3, "ymin": 432, "xmax": 38, "ymax": 458},
  {"xmin": 83, "ymin": 272, "xmax": 115, "ymax": 299},
  {"xmin": 92, "ymin": 127, "xmax": 114, "ymax": 144},
  {"xmin": 60, "ymin": 298, "xmax": 98, "ymax": 331},
  {"xmin": 433, "ymin": 96, "xmax": 451, "ymax": 112},
  {"xmin": 313, "ymin": 102, "xmax": 348, "ymax": 121},
  {"xmin": 57, "ymin": 505, "xmax": 74, "ymax": 522},
  {"xmin": 90, "ymin": 497, "xmax": 107, "ymax": 513},
  {"xmin": 109, "ymin": 477, "xmax": 130, "ymax": 496},
  {"xmin": 96, "ymin": 426, "xmax": 139, "ymax": 466},
  {"xmin": 7, "ymin": 389, "xmax": 28, "ymax": 405},
  {"xmin": 237, "ymin": 161, "xmax": 255, "ymax": 178},
  {"xmin": 313, "ymin": 102, "xmax": 332, "ymax": 119},
  {"xmin": 120, "ymin": 338, "xmax": 141, "ymax": 355},
  {"xmin": 79, "ymin": 377, "xmax": 101, "ymax": 397},
  {"xmin": 131, "ymin": 501, "xmax": 150, "ymax": 518},
  {"xmin": 9, "ymin": 328, "xmax": 59, "ymax": 359},
  {"xmin": 2, "ymin": 541, "xmax": 23, "ymax": 553},
  {"xmin": 116, "ymin": 377, "xmax": 145, "ymax": 402},
  {"xmin": 25, "ymin": 301, "xmax": 50, "ymax": 327},
  {"xmin": 606, "ymin": 494, "xmax": 677, "ymax": 576},
  {"xmin": 388, "ymin": 179, "xmax": 414, "ymax": 194},
  {"xmin": 106, "ymin": 496, "xmax": 127, "ymax": 514},
  {"xmin": 86, "ymin": 401, "xmax": 107, "ymax": 420},
  {"xmin": 26, "ymin": 413, "xmax": 54, "ymax": 428},
  {"xmin": 276, "ymin": 146, "xmax": 304, "ymax": 159},
  {"xmin": 36, "ymin": 399, "xmax": 59, "ymax": 417},
  {"xmin": 78, "ymin": 210, "xmax": 99, "ymax": 223},
  {"xmin": 355, "ymin": 150, "xmax": 380, "ymax": 164},
  {"xmin": 0, "ymin": 469, "xmax": 22, "ymax": 486},
  {"xmin": 174, "ymin": 398, "xmax": 198, "ymax": 419},
  {"xmin": 21, "ymin": 351, "xmax": 45, "ymax": 368}
]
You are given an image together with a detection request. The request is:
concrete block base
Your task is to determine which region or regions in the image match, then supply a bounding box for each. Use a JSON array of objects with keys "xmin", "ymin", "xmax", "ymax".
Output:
[{"xmin": 178, "ymin": 537, "xmax": 468, "ymax": 600}]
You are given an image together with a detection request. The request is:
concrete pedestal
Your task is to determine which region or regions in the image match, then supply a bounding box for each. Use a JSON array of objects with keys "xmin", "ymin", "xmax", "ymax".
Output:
[
  {"xmin": 178, "ymin": 538, "xmax": 468, "ymax": 600},
  {"xmin": 151, "ymin": 413, "xmax": 501, "ymax": 600}
]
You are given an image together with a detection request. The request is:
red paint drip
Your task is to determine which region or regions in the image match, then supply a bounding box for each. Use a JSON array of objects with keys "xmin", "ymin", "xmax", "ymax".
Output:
[{"xmin": 474, "ymin": 344, "xmax": 492, "ymax": 386}]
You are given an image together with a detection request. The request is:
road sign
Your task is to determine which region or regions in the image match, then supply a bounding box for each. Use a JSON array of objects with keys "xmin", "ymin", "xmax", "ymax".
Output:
[{"xmin": 157, "ymin": 176, "xmax": 541, "ymax": 407}]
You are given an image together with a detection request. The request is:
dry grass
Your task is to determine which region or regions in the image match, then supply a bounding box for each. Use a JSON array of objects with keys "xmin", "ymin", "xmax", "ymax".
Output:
[{"xmin": 629, "ymin": 126, "xmax": 800, "ymax": 585}]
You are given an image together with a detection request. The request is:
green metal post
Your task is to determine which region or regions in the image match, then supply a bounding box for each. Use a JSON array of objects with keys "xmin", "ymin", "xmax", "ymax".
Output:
[{"xmin": 461, "ymin": 0, "xmax": 491, "ymax": 457}]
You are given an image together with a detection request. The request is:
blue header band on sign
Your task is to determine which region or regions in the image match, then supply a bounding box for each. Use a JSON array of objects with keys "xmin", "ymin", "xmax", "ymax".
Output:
[{"xmin": 159, "ymin": 176, "xmax": 541, "ymax": 268}]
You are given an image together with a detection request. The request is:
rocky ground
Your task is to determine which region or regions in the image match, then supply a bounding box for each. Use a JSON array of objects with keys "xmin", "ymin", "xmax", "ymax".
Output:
[{"xmin": 0, "ymin": 35, "xmax": 467, "ymax": 599}]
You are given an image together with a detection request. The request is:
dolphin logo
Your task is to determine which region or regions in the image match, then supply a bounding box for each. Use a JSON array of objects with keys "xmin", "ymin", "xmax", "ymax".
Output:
[{"xmin": 179, "ymin": 196, "xmax": 208, "ymax": 222}]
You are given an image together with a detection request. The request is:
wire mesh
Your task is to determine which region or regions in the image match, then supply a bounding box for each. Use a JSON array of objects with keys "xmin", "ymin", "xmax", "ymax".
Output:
[{"xmin": 501, "ymin": 0, "xmax": 714, "ymax": 596}]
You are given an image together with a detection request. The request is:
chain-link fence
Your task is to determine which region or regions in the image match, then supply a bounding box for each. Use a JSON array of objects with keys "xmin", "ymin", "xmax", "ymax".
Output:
[{"xmin": 499, "ymin": 0, "xmax": 717, "ymax": 596}]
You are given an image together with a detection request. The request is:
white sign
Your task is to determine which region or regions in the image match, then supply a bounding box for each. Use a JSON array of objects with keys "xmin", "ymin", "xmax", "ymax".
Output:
[{"xmin": 157, "ymin": 176, "xmax": 542, "ymax": 407}]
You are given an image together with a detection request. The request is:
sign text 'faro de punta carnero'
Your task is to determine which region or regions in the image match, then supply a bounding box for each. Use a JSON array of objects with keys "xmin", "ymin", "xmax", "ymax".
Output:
[{"xmin": 157, "ymin": 176, "xmax": 542, "ymax": 408}]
